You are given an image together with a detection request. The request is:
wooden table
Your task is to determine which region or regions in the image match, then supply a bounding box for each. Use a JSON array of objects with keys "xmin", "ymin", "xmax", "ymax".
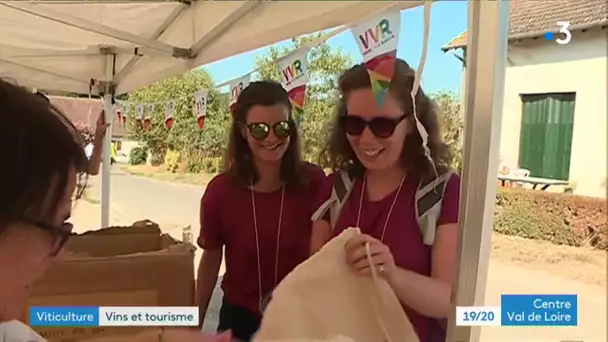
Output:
[{"xmin": 497, "ymin": 175, "xmax": 569, "ymax": 191}]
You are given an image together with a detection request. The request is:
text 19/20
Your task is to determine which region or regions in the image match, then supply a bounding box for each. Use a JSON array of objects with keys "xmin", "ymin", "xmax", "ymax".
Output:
[{"xmin": 455, "ymin": 306, "xmax": 501, "ymax": 326}]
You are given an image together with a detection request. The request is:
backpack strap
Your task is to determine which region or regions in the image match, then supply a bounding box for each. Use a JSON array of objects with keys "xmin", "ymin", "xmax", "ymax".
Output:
[
  {"xmin": 311, "ymin": 170, "xmax": 355, "ymax": 230},
  {"xmin": 415, "ymin": 171, "xmax": 454, "ymax": 246},
  {"xmin": 312, "ymin": 170, "xmax": 454, "ymax": 245}
]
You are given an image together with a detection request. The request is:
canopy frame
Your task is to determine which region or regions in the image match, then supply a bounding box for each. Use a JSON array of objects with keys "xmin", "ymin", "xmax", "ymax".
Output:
[
  {"xmin": 2, "ymin": 1, "xmax": 181, "ymax": 55},
  {"xmin": 115, "ymin": 2, "xmax": 191, "ymax": 82},
  {"xmin": 100, "ymin": 52, "xmax": 116, "ymax": 229},
  {"xmin": 447, "ymin": 1, "xmax": 509, "ymax": 340}
]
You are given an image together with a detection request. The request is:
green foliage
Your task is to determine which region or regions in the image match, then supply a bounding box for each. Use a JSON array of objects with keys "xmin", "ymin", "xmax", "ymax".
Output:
[
  {"xmin": 125, "ymin": 35, "xmax": 464, "ymax": 175},
  {"xmin": 164, "ymin": 150, "xmax": 181, "ymax": 173},
  {"xmin": 185, "ymin": 153, "xmax": 204, "ymax": 174},
  {"xmin": 494, "ymin": 188, "xmax": 607, "ymax": 250},
  {"xmin": 430, "ymin": 90, "xmax": 463, "ymax": 171},
  {"xmin": 200, "ymin": 157, "xmax": 222, "ymax": 173},
  {"xmin": 127, "ymin": 69, "xmax": 230, "ymax": 165},
  {"xmin": 150, "ymin": 152, "xmax": 164, "ymax": 166},
  {"xmin": 255, "ymin": 34, "xmax": 351, "ymax": 163},
  {"xmin": 129, "ymin": 147, "xmax": 147, "ymax": 165}
]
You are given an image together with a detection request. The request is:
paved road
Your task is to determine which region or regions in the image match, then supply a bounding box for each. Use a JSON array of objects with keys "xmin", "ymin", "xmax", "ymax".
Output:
[{"xmin": 76, "ymin": 168, "xmax": 606, "ymax": 341}]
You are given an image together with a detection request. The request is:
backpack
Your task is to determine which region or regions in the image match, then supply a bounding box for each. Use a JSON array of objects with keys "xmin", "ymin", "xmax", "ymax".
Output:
[{"xmin": 311, "ymin": 170, "xmax": 454, "ymax": 246}]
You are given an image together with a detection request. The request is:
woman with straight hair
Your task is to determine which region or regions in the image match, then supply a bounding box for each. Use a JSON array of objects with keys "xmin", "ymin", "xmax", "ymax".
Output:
[
  {"xmin": 0, "ymin": 79, "xmax": 228, "ymax": 342},
  {"xmin": 196, "ymin": 81, "xmax": 325, "ymax": 341},
  {"xmin": 310, "ymin": 59, "xmax": 461, "ymax": 342}
]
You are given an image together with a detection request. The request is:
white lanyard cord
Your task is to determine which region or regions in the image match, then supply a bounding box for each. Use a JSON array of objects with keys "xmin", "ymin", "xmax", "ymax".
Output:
[
  {"xmin": 356, "ymin": 175, "xmax": 405, "ymax": 342},
  {"xmin": 356, "ymin": 176, "xmax": 406, "ymax": 242},
  {"xmin": 250, "ymin": 184, "xmax": 285, "ymax": 312}
]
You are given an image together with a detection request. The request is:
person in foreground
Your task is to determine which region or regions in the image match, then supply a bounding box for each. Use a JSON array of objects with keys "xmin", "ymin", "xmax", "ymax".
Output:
[
  {"xmin": 0, "ymin": 80, "xmax": 229, "ymax": 342},
  {"xmin": 196, "ymin": 81, "xmax": 325, "ymax": 341},
  {"xmin": 310, "ymin": 60, "xmax": 460, "ymax": 342}
]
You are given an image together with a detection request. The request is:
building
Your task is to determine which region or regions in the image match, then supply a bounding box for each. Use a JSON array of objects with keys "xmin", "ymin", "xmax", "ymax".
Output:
[
  {"xmin": 49, "ymin": 96, "xmax": 139, "ymax": 161},
  {"xmin": 442, "ymin": 0, "xmax": 607, "ymax": 198}
]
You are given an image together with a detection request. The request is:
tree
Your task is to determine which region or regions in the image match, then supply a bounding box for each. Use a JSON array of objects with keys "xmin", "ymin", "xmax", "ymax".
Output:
[
  {"xmin": 430, "ymin": 90, "xmax": 464, "ymax": 171},
  {"xmin": 255, "ymin": 34, "xmax": 352, "ymax": 163},
  {"xmin": 127, "ymin": 69, "xmax": 230, "ymax": 164}
]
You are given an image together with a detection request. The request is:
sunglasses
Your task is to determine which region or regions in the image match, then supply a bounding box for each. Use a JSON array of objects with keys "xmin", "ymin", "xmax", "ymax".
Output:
[
  {"xmin": 340, "ymin": 114, "xmax": 408, "ymax": 139},
  {"xmin": 24, "ymin": 219, "xmax": 73, "ymax": 256},
  {"xmin": 246, "ymin": 121, "xmax": 291, "ymax": 141}
]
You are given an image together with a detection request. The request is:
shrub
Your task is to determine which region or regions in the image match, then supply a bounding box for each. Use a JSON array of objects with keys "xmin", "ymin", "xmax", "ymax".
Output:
[
  {"xmin": 129, "ymin": 147, "xmax": 147, "ymax": 165},
  {"xmin": 201, "ymin": 158, "xmax": 214, "ymax": 172},
  {"xmin": 150, "ymin": 150, "xmax": 165, "ymax": 166},
  {"xmin": 200, "ymin": 157, "xmax": 222, "ymax": 173},
  {"xmin": 183, "ymin": 153, "xmax": 203, "ymax": 173},
  {"xmin": 164, "ymin": 150, "xmax": 181, "ymax": 173},
  {"xmin": 494, "ymin": 188, "xmax": 607, "ymax": 250}
]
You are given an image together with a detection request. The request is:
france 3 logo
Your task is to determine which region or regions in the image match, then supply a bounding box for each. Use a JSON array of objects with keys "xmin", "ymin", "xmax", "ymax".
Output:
[{"xmin": 544, "ymin": 21, "xmax": 572, "ymax": 45}]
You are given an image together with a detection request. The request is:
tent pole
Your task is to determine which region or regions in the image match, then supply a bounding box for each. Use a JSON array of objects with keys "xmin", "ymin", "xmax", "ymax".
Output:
[
  {"xmin": 100, "ymin": 52, "xmax": 115, "ymax": 228},
  {"xmin": 446, "ymin": 0, "xmax": 509, "ymax": 341},
  {"xmin": 101, "ymin": 93, "xmax": 113, "ymax": 228}
]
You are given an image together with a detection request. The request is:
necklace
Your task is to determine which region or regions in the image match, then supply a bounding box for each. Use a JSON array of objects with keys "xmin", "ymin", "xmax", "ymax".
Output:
[
  {"xmin": 355, "ymin": 176, "xmax": 406, "ymax": 242},
  {"xmin": 250, "ymin": 183, "xmax": 285, "ymax": 313}
]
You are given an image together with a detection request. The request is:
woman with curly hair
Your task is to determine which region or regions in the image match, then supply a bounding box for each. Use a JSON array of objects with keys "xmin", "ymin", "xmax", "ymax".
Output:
[{"xmin": 310, "ymin": 59, "xmax": 461, "ymax": 342}]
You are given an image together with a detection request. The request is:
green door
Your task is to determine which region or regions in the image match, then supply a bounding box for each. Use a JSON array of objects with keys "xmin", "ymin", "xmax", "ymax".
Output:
[{"xmin": 518, "ymin": 93, "xmax": 575, "ymax": 180}]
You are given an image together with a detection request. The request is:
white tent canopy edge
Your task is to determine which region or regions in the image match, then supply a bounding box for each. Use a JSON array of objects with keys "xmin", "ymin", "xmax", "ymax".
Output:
[
  {"xmin": 0, "ymin": 1, "xmax": 510, "ymax": 341},
  {"xmin": 0, "ymin": 1, "xmax": 421, "ymax": 95}
]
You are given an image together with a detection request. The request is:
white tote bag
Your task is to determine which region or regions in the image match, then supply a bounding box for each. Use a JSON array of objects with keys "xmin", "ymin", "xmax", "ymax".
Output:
[{"xmin": 254, "ymin": 228, "xmax": 419, "ymax": 342}]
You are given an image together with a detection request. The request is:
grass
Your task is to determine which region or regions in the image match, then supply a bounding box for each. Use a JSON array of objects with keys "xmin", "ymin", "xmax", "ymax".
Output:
[
  {"xmin": 120, "ymin": 163, "xmax": 607, "ymax": 287},
  {"xmin": 121, "ymin": 164, "xmax": 215, "ymax": 186}
]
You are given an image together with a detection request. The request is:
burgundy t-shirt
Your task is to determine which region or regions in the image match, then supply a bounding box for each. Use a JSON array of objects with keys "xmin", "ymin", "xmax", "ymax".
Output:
[
  {"xmin": 314, "ymin": 172, "xmax": 460, "ymax": 342},
  {"xmin": 198, "ymin": 163, "xmax": 326, "ymax": 316}
]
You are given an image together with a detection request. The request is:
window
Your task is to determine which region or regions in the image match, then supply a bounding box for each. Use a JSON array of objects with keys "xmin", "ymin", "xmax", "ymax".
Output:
[{"xmin": 518, "ymin": 93, "xmax": 575, "ymax": 180}]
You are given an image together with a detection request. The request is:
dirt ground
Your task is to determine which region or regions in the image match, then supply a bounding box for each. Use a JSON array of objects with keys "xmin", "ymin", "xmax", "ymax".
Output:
[{"xmin": 490, "ymin": 234, "xmax": 606, "ymax": 287}]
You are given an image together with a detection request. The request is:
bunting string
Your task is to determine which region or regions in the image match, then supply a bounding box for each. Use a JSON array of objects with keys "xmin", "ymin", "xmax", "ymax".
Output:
[{"xmin": 110, "ymin": 2, "xmax": 431, "ymax": 134}]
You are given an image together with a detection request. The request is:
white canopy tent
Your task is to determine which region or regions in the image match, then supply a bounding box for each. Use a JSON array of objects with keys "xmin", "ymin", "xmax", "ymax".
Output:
[{"xmin": 0, "ymin": 0, "xmax": 509, "ymax": 340}]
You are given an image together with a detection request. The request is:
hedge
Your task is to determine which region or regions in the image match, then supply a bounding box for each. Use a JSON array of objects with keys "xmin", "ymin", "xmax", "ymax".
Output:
[
  {"xmin": 494, "ymin": 188, "xmax": 607, "ymax": 250},
  {"xmin": 128, "ymin": 147, "xmax": 147, "ymax": 165}
]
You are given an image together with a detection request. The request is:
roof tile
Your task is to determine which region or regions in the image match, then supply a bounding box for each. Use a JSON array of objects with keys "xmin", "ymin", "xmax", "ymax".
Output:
[
  {"xmin": 49, "ymin": 96, "xmax": 127, "ymax": 138},
  {"xmin": 442, "ymin": 0, "xmax": 608, "ymax": 51}
]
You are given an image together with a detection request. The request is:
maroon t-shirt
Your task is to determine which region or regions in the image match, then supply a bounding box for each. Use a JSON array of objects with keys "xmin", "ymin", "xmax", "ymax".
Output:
[
  {"xmin": 314, "ymin": 172, "xmax": 460, "ymax": 342},
  {"xmin": 198, "ymin": 163, "xmax": 326, "ymax": 316}
]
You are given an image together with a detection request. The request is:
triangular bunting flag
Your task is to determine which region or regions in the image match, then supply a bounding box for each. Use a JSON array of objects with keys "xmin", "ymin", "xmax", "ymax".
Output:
[
  {"xmin": 165, "ymin": 100, "xmax": 175, "ymax": 129},
  {"xmin": 194, "ymin": 90, "xmax": 209, "ymax": 129},
  {"xmin": 228, "ymin": 74, "xmax": 251, "ymax": 115},
  {"xmin": 144, "ymin": 103, "xmax": 154, "ymax": 130},
  {"xmin": 279, "ymin": 48, "xmax": 310, "ymax": 123},
  {"xmin": 351, "ymin": 11, "xmax": 401, "ymax": 109}
]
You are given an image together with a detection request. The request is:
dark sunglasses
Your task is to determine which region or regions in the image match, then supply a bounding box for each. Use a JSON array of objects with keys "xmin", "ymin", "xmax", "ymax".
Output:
[
  {"xmin": 24, "ymin": 219, "xmax": 74, "ymax": 256},
  {"xmin": 246, "ymin": 120, "xmax": 291, "ymax": 141},
  {"xmin": 340, "ymin": 114, "xmax": 408, "ymax": 139}
]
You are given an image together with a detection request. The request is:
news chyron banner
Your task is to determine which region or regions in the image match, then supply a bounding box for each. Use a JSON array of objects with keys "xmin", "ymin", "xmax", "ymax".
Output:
[
  {"xmin": 30, "ymin": 307, "xmax": 198, "ymax": 327},
  {"xmin": 456, "ymin": 294, "xmax": 578, "ymax": 327},
  {"xmin": 29, "ymin": 294, "xmax": 578, "ymax": 328}
]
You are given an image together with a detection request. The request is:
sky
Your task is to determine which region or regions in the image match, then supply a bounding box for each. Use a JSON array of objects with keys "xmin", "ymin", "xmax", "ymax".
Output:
[{"xmin": 203, "ymin": 1, "xmax": 468, "ymax": 94}]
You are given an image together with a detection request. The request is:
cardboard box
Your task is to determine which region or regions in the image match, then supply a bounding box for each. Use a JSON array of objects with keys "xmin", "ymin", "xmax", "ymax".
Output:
[{"xmin": 23, "ymin": 220, "xmax": 196, "ymax": 342}]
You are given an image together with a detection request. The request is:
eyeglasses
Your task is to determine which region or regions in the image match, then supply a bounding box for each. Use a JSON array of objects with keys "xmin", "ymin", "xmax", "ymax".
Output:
[
  {"xmin": 247, "ymin": 121, "xmax": 291, "ymax": 141},
  {"xmin": 23, "ymin": 219, "xmax": 73, "ymax": 256},
  {"xmin": 340, "ymin": 114, "xmax": 408, "ymax": 139}
]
